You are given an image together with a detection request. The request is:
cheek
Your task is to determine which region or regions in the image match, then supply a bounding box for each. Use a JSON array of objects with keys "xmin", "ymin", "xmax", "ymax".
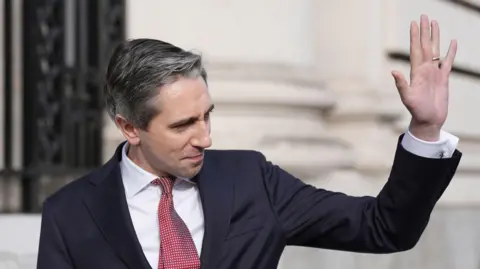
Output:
[
  {"xmin": 139, "ymin": 130, "xmax": 169, "ymax": 153},
  {"xmin": 158, "ymin": 131, "xmax": 193, "ymax": 154},
  {"xmin": 142, "ymin": 125, "xmax": 194, "ymax": 154}
]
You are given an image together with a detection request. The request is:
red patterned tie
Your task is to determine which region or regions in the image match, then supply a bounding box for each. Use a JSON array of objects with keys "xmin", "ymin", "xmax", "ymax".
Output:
[{"xmin": 152, "ymin": 177, "xmax": 201, "ymax": 269}]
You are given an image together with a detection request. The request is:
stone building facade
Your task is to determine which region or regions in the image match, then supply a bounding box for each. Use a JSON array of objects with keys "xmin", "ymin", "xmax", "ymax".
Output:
[{"xmin": 2, "ymin": 0, "xmax": 480, "ymax": 268}]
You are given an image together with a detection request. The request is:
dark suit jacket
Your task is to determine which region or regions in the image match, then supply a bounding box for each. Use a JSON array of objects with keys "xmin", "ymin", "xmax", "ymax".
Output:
[{"xmin": 37, "ymin": 136, "xmax": 461, "ymax": 269}]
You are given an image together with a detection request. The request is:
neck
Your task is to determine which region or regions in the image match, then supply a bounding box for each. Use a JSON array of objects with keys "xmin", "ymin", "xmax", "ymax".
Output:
[{"xmin": 126, "ymin": 144, "xmax": 168, "ymax": 177}]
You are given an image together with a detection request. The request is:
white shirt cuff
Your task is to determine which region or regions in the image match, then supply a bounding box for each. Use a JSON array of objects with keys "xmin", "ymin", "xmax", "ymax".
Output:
[{"xmin": 401, "ymin": 130, "xmax": 459, "ymax": 159}]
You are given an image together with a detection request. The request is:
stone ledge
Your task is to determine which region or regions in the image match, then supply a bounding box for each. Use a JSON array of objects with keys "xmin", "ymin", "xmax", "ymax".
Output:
[
  {"xmin": 0, "ymin": 252, "xmax": 37, "ymax": 269},
  {"xmin": 211, "ymin": 113, "xmax": 326, "ymax": 139},
  {"xmin": 209, "ymin": 80, "xmax": 336, "ymax": 111},
  {"xmin": 0, "ymin": 215, "xmax": 41, "ymax": 253},
  {"xmin": 324, "ymin": 121, "xmax": 403, "ymax": 173},
  {"xmin": 323, "ymin": 83, "xmax": 405, "ymax": 122},
  {"xmin": 0, "ymin": 215, "xmax": 40, "ymax": 269},
  {"xmin": 206, "ymin": 62, "xmax": 336, "ymax": 111},
  {"xmin": 205, "ymin": 62, "xmax": 323, "ymax": 88},
  {"xmin": 211, "ymin": 132, "xmax": 353, "ymax": 179}
]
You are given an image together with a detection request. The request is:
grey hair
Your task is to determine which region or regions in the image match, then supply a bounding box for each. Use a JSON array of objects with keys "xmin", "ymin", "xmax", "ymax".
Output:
[{"xmin": 103, "ymin": 38, "xmax": 207, "ymax": 130}]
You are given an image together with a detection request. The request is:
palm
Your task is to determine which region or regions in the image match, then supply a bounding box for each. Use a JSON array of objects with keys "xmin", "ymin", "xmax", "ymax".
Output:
[
  {"xmin": 404, "ymin": 63, "xmax": 448, "ymax": 125},
  {"xmin": 392, "ymin": 15, "xmax": 457, "ymax": 129}
]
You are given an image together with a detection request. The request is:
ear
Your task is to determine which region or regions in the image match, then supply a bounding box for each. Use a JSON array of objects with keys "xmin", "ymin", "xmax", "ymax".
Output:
[{"xmin": 115, "ymin": 115, "xmax": 141, "ymax": 146}]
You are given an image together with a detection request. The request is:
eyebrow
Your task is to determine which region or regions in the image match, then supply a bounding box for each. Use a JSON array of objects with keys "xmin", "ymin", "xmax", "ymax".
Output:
[{"xmin": 168, "ymin": 104, "xmax": 215, "ymax": 128}]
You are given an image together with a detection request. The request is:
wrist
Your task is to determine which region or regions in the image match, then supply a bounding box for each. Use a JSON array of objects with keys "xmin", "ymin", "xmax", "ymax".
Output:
[{"xmin": 409, "ymin": 120, "xmax": 441, "ymax": 142}]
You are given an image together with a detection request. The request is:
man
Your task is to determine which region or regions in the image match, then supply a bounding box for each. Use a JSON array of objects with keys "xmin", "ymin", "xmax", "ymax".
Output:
[{"xmin": 37, "ymin": 15, "xmax": 461, "ymax": 269}]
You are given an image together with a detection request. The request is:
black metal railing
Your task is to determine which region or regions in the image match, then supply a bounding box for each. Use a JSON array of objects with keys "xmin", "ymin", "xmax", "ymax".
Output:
[{"xmin": 1, "ymin": 0, "xmax": 125, "ymax": 213}]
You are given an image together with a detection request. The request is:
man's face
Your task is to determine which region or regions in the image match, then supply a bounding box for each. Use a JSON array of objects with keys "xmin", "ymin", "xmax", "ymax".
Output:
[{"xmin": 134, "ymin": 76, "xmax": 213, "ymax": 178}]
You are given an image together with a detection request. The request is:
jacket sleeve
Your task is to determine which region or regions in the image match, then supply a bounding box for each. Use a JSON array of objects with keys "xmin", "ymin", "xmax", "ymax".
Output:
[
  {"xmin": 260, "ymin": 136, "xmax": 461, "ymax": 253},
  {"xmin": 37, "ymin": 200, "xmax": 75, "ymax": 269}
]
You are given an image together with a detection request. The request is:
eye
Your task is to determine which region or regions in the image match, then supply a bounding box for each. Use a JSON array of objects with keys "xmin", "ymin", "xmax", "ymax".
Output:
[
  {"xmin": 205, "ymin": 108, "xmax": 214, "ymax": 119},
  {"xmin": 175, "ymin": 123, "xmax": 190, "ymax": 132}
]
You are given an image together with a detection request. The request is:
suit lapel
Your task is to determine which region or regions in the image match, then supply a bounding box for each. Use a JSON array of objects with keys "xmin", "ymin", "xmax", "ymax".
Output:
[
  {"xmin": 196, "ymin": 151, "xmax": 234, "ymax": 269},
  {"xmin": 83, "ymin": 144, "xmax": 151, "ymax": 269}
]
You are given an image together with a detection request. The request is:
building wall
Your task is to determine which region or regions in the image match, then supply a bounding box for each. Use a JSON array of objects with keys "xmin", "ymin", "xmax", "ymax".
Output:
[{"xmin": 2, "ymin": 1, "xmax": 480, "ymax": 268}]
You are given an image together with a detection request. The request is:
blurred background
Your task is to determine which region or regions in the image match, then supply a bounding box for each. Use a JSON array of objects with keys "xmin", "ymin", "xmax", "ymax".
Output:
[{"xmin": 1, "ymin": 0, "xmax": 480, "ymax": 268}]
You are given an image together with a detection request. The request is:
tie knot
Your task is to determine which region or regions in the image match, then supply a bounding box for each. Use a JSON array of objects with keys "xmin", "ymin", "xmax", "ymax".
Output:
[{"xmin": 152, "ymin": 176, "xmax": 175, "ymax": 196}]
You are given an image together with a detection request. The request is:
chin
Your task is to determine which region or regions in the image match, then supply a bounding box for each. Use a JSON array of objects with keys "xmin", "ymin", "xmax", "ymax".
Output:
[{"xmin": 176, "ymin": 165, "xmax": 203, "ymax": 179}]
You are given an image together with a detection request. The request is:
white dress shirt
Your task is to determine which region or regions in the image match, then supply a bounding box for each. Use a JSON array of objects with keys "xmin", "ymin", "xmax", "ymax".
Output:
[
  {"xmin": 120, "ymin": 130, "xmax": 459, "ymax": 269},
  {"xmin": 120, "ymin": 145, "xmax": 204, "ymax": 267}
]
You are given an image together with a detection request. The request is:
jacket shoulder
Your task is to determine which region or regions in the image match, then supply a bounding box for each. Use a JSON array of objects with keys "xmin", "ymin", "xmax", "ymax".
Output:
[{"xmin": 41, "ymin": 163, "xmax": 113, "ymax": 212}]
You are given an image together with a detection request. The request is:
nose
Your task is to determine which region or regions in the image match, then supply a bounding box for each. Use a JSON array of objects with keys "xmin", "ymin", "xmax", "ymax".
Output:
[{"xmin": 191, "ymin": 122, "xmax": 212, "ymax": 149}]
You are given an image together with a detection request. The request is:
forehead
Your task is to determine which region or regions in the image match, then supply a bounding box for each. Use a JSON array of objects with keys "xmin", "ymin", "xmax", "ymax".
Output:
[{"xmin": 156, "ymin": 76, "xmax": 211, "ymax": 118}]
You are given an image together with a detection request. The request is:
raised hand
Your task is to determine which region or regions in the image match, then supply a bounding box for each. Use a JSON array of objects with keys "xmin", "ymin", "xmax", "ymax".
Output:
[{"xmin": 391, "ymin": 14, "xmax": 457, "ymax": 141}]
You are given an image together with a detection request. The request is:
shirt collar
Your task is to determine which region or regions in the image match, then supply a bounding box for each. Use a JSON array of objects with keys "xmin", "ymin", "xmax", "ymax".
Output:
[{"xmin": 119, "ymin": 143, "xmax": 194, "ymax": 197}]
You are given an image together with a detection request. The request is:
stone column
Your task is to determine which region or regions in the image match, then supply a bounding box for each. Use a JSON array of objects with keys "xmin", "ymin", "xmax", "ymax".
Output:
[{"xmin": 304, "ymin": 0, "xmax": 405, "ymax": 200}]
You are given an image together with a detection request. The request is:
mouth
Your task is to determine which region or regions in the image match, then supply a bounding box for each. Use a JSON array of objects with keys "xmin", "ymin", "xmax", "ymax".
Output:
[{"xmin": 183, "ymin": 153, "xmax": 204, "ymax": 162}]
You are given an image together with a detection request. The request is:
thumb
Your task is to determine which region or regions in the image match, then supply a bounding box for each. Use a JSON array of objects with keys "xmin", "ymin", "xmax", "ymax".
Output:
[{"xmin": 391, "ymin": 71, "xmax": 409, "ymax": 96}]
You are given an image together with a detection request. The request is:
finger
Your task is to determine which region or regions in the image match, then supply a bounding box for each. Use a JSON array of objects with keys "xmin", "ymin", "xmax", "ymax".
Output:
[
  {"xmin": 441, "ymin": 39, "xmax": 458, "ymax": 74},
  {"xmin": 431, "ymin": 20, "xmax": 440, "ymax": 58},
  {"xmin": 420, "ymin": 14, "xmax": 433, "ymax": 61},
  {"xmin": 410, "ymin": 21, "xmax": 422, "ymax": 70},
  {"xmin": 391, "ymin": 71, "xmax": 409, "ymax": 98}
]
